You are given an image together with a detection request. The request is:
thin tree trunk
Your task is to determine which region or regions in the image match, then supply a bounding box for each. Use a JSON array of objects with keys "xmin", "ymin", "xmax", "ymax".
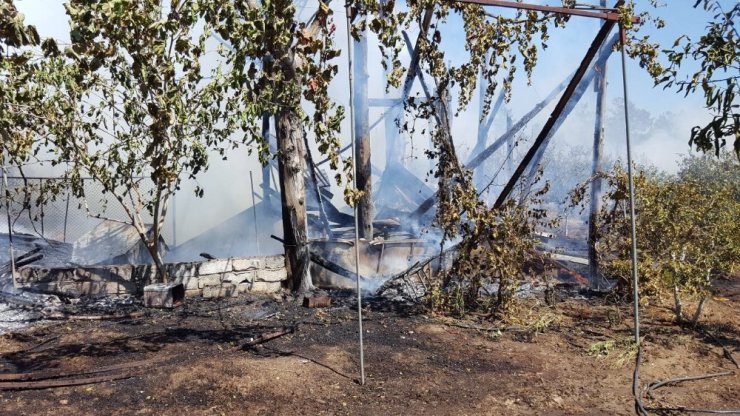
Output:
[
  {"xmin": 353, "ymin": 29, "xmax": 373, "ymax": 239},
  {"xmin": 149, "ymin": 186, "xmax": 169, "ymax": 283},
  {"xmin": 276, "ymin": 108, "xmax": 313, "ymax": 293},
  {"xmin": 691, "ymin": 296, "xmax": 708, "ymax": 325},
  {"xmin": 673, "ymin": 283, "xmax": 684, "ymax": 322},
  {"xmin": 691, "ymin": 269, "xmax": 712, "ymax": 325}
]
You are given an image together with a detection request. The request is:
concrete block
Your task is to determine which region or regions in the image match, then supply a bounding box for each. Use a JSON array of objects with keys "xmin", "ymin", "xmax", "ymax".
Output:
[
  {"xmin": 257, "ymin": 268, "xmax": 287, "ymax": 282},
  {"xmin": 231, "ymin": 258, "xmax": 262, "ymax": 271},
  {"xmin": 58, "ymin": 281, "xmax": 105, "ymax": 296},
  {"xmin": 249, "ymin": 281, "xmax": 281, "ymax": 293},
  {"xmin": 168, "ymin": 263, "xmax": 198, "ymax": 280},
  {"xmin": 231, "ymin": 270, "xmax": 257, "ymax": 284},
  {"xmin": 105, "ymin": 282, "xmax": 121, "ymax": 295},
  {"xmin": 202, "ymin": 283, "xmax": 237, "ymax": 298},
  {"xmin": 263, "ymin": 256, "xmax": 285, "ymax": 269},
  {"xmin": 197, "ymin": 274, "xmax": 225, "ymax": 289},
  {"xmin": 198, "ymin": 259, "xmax": 232, "ymax": 275},
  {"xmin": 185, "ymin": 288, "xmax": 202, "ymax": 298},
  {"xmin": 143, "ymin": 283, "xmax": 184, "ymax": 308},
  {"xmin": 237, "ymin": 282, "xmax": 252, "ymax": 293},
  {"xmin": 179, "ymin": 276, "xmax": 200, "ymax": 290}
]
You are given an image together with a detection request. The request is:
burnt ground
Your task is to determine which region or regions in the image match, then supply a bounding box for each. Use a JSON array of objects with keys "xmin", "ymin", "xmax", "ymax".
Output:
[{"xmin": 0, "ymin": 282, "xmax": 738, "ymax": 416}]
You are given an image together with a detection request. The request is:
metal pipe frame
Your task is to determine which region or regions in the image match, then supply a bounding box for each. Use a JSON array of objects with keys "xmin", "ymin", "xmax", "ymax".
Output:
[{"xmin": 449, "ymin": 0, "xmax": 638, "ymax": 23}]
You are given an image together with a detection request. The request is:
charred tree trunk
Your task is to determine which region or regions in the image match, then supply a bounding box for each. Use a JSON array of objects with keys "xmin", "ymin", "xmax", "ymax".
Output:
[
  {"xmin": 588, "ymin": 1, "xmax": 608, "ymax": 289},
  {"xmin": 354, "ymin": 29, "xmax": 373, "ymax": 239},
  {"xmin": 276, "ymin": 109, "xmax": 313, "ymax": 293},
  {"xmin": 261, "ymin": 113, "xmax": 272, "ymax": 207},
  {"xmin": 506, "ymin": 109, "xmax": 514, "ymax": 176},
  {"xmin": 588, "ymin": 35, "xmax": 607, "ymax": 289}
]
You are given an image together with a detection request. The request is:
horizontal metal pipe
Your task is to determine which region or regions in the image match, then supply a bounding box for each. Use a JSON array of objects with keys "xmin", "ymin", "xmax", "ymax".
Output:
[{"xmin": 449, "ymin": 0, "xmax": 637, "ymax": 23}]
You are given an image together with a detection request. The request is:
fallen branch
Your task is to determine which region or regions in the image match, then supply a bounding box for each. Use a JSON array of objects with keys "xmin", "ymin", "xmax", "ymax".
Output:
[
  {"xmin": 240, "ymin": 327, "xmax": 295, "ymax": 350},
  {"xmin": 723, "ymin": 346, "xmax": 739, "ymax": 369},
  {"xmin": 0, "ymin": 370, "xmax": 144, "ymax": 390},
  {"xmin": 0, "ymin": 356, "xmax": 165, "ymax": 382},
  {"xmin": 442, "ymin": 321, "xmax": 524, "ymax": 333},
  {"xmin": 41, "ymin": 310, "xmax": 147, "ymax": 321}
]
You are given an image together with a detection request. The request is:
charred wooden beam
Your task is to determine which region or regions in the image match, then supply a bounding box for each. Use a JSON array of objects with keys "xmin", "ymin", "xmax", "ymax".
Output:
[
  {"xmin": 410, "ymin": 72, "xmax": 571, "ymax": 217},
  {"xmin": 384, "ymin": 7, "xmax": 434, "ymax": 168},
  {"xmin": 261, "ymin": 113, "xmax": 272, "ymax": 206},
  {"xmin": 309, "ymin": 250, "xmax": 372, "ymax": 281},
  {"xmin": 275, "ymin": 108, "xmax": 313, "ymax": 292},
  {"xmin": 493, "ymin": 16, "xmax": 618, "ymax": 209},
  {"xmin": 304, "ymin": 135, "xmax": 332, "ymax": 237},
  {"xmin": 401, "ymin": 31, "xmax": 433, "ymax": 102},
  {"xmin": 353, "ymin": 22, "xmax": 374, "ymax": 239},
  {"xmin": 518, "ymin": 33, "xmax": 618, "ymax": 202},
  {"xmin": 589, "ymin": 0, "xmax": 610, "ymax": 289}
]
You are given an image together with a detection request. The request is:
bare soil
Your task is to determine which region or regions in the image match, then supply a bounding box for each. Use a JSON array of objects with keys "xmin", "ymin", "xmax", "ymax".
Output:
[{"xmin": 0, "ymin": 282, "xmax": 738, "ymax": 416}]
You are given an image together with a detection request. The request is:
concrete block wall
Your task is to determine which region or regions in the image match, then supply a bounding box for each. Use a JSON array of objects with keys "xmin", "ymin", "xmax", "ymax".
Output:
[{"xmin": 15, "ymin": 255, "xmax": 286, "ymax": 298}]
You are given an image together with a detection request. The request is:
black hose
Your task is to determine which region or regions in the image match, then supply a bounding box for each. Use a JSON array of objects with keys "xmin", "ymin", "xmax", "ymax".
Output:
[
  {"xmin": 634, "ymin": 345, "xmax": 740, "ymax": 415},
  {"xmin": 633, "ymin": 346, "xmax": 649, "ymax": 416}
]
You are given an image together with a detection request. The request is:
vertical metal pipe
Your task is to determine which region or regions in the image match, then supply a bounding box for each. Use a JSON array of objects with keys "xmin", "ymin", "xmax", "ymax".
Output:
[
  {"xmin": 2, "ymin": 167, "xmax": 17, "ymax": 289},
  {"xmin": 63, "ymin": 192, "xmax": 70, "ymax": 243},
  {"xmin": 345, "ymin": 3, "xmax": 366, "ymax": 386},
  {"xmin": 39, "ymin": 178, "xmax": 44, "ymax": 238},
  {"xmin": 249, "ymin": 170, "xmax": 261, "ymax": 256},
  {"xmin": 619, "ymin": 27, "xmax": 640, "ymax": 344},
  {"xmin": 172, "ymin": 191, "xmax": 176, "ymax": 247}
]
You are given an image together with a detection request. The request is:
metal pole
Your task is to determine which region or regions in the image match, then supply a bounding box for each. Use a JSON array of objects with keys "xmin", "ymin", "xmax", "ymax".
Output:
[
  {"xmin": 249, "ymin": 170, "xmax": 261, "ymax": 256},
  {"xmin": 63, "ymin": 192, "xmax": 70, "ymax": 243},
  {"xmin": 346, "ymin": 2, "xmax": 366, "ymax": 386},
  {"xmin": 2, "ymin": 167, "xmax": 17, "ymax": 289},
  {"xmin": 172, "ymin": 191, "xmax": 176, "ymax": 247},
  {"xmin": 619, "ymin": 26, "xmax": 640, "ymax": 344},
  {"xmin": 39, "ymin": 179, "xmax": 44, "ymax": 238}
]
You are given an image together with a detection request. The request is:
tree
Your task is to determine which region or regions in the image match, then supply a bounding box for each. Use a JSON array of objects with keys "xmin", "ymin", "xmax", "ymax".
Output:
[
  {"xmin": 582, "ymin": 159, "xmax": 739, "ymax": 324},
  {"xmin": 630, "ymin": 0, "xmax": 739, "ymax": 157},
  {"xmin": 204, "ymin": 0, "xmax": 347, "ymax": 292},
  {"xmin": 1, "ymin": 0, "xmax": 42, "ymax": 167},
  {"xmin": 3, "ymin": 0, "xmax": 261, "ymax": 283}
]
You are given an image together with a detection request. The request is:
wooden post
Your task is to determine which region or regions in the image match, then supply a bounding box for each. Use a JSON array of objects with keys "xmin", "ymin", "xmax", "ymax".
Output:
[
  {"xmin": 261, "ymin": 113, "xmax": 272, "ymax": 206},
  {"xmin": 275, "ymin": 108, "xmax": 313, "ymax": 292},
  {"xmin": 353, "ymin": 26, "xmax": 373, "ymax": 239},
  {"xmin": 506, "ymin": 109, "xmax": 514, "ymax": 176},
  {"xmin": 589, "ymin": 0, "xmax": 609, "ymax": 289}
]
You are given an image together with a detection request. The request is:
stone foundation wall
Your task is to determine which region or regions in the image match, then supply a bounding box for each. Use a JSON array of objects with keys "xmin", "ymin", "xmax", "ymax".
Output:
[{"xmin": 15, "ymin": 255, "xmax": 287, "ymax": 298}]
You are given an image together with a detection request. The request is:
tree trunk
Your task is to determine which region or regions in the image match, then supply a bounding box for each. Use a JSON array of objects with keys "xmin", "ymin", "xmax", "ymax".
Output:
[
  {"xmin": 673, "ymin": 283, "xmax": 685, "ymax": 322},
  {"xmin": 275, "ymin": 108, "xmax": 313, "ymax": 293},
  {"xmin": 353, "ymin": 29, "xmax": 373, "ymax": 239},
  {"xmin": 691, "ymin": 296, "xmax": 708, "ymax": 325},
  {"xmin": 149, "ymin": 186, "xmax": 170, "ymax": 284}
]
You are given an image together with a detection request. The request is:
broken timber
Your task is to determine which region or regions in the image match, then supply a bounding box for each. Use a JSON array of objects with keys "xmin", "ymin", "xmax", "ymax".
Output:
[
  {"xmin": 518, "ymin": 33, "xmax": 618, "ymax": 201},
  {"xmin": 493, "ymin": 10, "xmax": 619, "ymax": 208},
  {"xmin": 410, "ymin": 72, "xmax": 572, "ymax": 217}
]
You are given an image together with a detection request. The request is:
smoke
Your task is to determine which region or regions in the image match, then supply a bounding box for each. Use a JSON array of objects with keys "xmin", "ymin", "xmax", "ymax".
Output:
[{"xmin": 7, "ymin": 0, "xmax": 718, "ymax": 276}]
